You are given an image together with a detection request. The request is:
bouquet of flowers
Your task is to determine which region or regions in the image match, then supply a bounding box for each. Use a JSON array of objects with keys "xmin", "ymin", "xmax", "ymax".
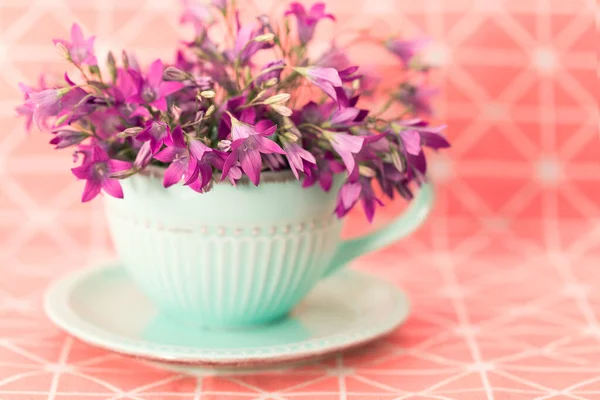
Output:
[{"xmin": 16, "ymin": 0, "xmax": 449, "ymax": 222}]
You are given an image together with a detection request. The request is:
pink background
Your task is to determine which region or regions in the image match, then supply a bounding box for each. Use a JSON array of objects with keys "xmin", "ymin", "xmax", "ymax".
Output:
[{"xmin": 0, "ymin": 0, "xmax": 598, "ymax": 398}]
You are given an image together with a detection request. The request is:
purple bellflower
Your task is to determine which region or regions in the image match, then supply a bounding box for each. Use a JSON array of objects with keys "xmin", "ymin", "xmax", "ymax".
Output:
[
  {"xmin": 285, "ymin": 2, "xmax": 335, "ymax": 44},
  {"xmin": 256, "ymin": 60, "xmax": 285, "ymax": 87},
  {"xmin": 284, "ymin": 142, "xmax": 316, "ymax": 179},
  {"xmin": 221, "ymin": 115, "xmax": 285, "ymax": 185},
  {"xmin": 180, "ymin": 0, "xmax": 213, "ymax": 36},
  {"xmin": 384, "ymin": 38, "xmax": 429, "ymax": 65},
  {"xmin": 325, "ymin": 131, "xmax": 364, "ymax": 173},
  {"xmin": 53, "ymin": 24, "xmax": 97, "ymax": 66},
  {"xmin": 49, "ymin": 129, "xmax": 88, "ymax": 149},
  {"xmin": 29, "ymin": 86, "xmax": 89, "ymax": 128},
  {"xmin": 335, "ymin": 171, "xmax": 383, "ymax": 222},
  {"xmin": 231, "ymin": 22, "xmax": 272, "ymax": 65},
  {"xmin": 295, "ymin": 66, "xmax": 342, "ymax": 103},
  {"xmin": 130, "ymin": 59, "xmax": 183, "ymax": 111},
  {"xmin": 71, "ymin": 146, "xmax": 132, "ymax": 202},
  {"xmin": 302, "ymin": 152, "xmax": 345, "ymax": 192},
  {"xmin": 136, "ymin": 120, "xmax": 170, "ymax": 154}
]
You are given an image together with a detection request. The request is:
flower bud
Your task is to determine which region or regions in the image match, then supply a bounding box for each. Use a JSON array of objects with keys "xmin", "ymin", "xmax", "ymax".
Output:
[
  {"xmin": 163, "ymin": 66, "xmax": 188, "ymax": 81},
  {"xmin": 134, "ymin": 141, "xmax": 153, "ymax": 169},
  {"xmin": 110, "ymin": 168, "xmax": 138, "ymax": 179},
  {"xmin": 117, "ymin": 126, "xmax": 143, "ymax": 138},
  {"xmin": 264, "ymin": 77, "xmax": 279, "ymax": 87},
  {"xmin": 358, "ymin": 165, "xmax": 376, "ymax": 178},
  {"xmin": 283, "ymin": 132, "xmax": 299, "ymax": 142},
  {"xmin": 204, "ymin": 104, "xmax": 215, "ymax": 118},
  {"xmin": 390, "ymin": 147, "xmax": 405, "ymax": 172},
  {"xmin": 88, "ymin": 65, "xmax": 101, "ymax": 76},
  {"xmin": 107, "ymin": 51, "xmax": 117, "ymax": 82},
  {"xmin": 199, "ymin": 90, "xmax": 215, "ymax": 99},
  {"xmin": 270, "ymin": 104, "xmax": 292, "ymax": 116},
  {"xmin": 217, "ymin": 139, "xmax": 232, "ymax": 151},
  {"xmin": 171, "ymin": 105, "xmax": 182, "ymax": 121},
  {"xmin": 263, "ymin": 93, "xmax": 290, "ymax": 105},
  {"xmin": 253, "ymin": 33, "xmax": 275, "ymax": 43},
  {"xmin": 121, "ymin": 50, "xmax": 130, "ymax": 69}
]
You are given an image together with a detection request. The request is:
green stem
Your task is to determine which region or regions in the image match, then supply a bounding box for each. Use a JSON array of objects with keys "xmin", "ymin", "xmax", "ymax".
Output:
[{"xmin": 374, "ymin": 98, "xmax": 394, "ymax": 117}]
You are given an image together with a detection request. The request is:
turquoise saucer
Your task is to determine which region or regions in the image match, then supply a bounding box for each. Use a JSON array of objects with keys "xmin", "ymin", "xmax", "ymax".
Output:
[{"xmin": 44, "ymin": 262, "xmax": 410, "ymax": 368}]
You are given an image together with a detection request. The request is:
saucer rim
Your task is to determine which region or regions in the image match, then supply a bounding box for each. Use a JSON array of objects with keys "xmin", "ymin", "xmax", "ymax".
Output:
[{"xmin": 44, "ymin": 262, "xmax": 410, "ymax": 366}]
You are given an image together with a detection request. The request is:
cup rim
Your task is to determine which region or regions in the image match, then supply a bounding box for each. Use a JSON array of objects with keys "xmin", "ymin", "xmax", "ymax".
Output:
[{"xmin": 139, "ymin": 165, "xmax": 299, "ymax": 186}]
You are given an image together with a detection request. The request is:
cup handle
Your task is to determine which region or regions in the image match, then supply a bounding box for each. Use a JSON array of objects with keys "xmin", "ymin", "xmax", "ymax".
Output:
[{"xmin": 322, "ymin": 182, "xmax": 435, "ymax": 277}]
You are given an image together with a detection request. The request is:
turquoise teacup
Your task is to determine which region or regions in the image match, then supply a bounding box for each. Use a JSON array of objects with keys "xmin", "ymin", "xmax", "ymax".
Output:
[{"xmin": 104, "ymin": 170, "xmax": 434, "ymax": 328}]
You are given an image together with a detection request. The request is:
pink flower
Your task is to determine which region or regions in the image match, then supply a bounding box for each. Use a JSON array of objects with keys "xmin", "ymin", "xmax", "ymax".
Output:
[
  {"xmin": 155, "ymin": 126, "xmax": 226, "ymax": 191},
  {"xmin": 231, "ymin": 23, "xmax": 272, "ymax": 64},
  {"xmin": 284, "ymin": 142, "xmax": 316, "ymax": 179},
  {"xmin": 256, "ymin": 60, "xmax": 285, "ymax": 87},
  {"xmin": 221, "ymin": 116, "xmax": 286, "ymax": 185},
  {"xmin": 295, "ymin": 66, "xmax": 342, "ymax": 103},
  {"xmin": 49, "ymin": 129, "xmax": 88, "ymax": 149},
  {"xmin": 399, "ymin": 130, "xmax": 421, "ymax": 155},
  {"xmin": 71, "ymin": 146, "xmax": 131, "ymax": 202},
  {"xmin": 135, "ymin": 121, "xmax": 170, "ymax": 154},
  {"xmin": 29, "ymin": 87, "xmax": 88, "ymax": 128},
  {"xmin": 302, "ymin": 152, "xmax": 345, "ymax": 192},
  {"xmin": 384, "ymin": 38, "xmax": 429, "ymax": 65},
  {"xmin": 180, "ymin": 0, "xmax": 213, "ymax": 36},
  {"xmin": 16, "ymin": 83, "xmax": 36, "ymax": 131},
  {"xmin": 53, "ymin": 24, "xmax": 97, "ymax": 66},
  {"xmin": 130, "ymin": 59, "xmax": 184, "ymax": 111},
  {"xmin": 326, "ymin": 132, "xmax": 364, "ymax": 173},
  {"xmin": 285, "ymin": 2, "xmax": 335, "ymax": 44},
  {"xmin": 335, "ymin": 176, "xmax": 383, "ymax": 222}
]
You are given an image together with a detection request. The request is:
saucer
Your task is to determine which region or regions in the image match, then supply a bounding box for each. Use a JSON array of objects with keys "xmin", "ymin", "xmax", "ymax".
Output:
[{"xmin": 44, "ymin": 262, "xmax": 409, "ymax": 367}]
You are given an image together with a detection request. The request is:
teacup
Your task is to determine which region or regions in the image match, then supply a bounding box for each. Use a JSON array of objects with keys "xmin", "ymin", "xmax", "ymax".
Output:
[{"xmin": 104, "ymin": 169, "xmax": 433, "ymax": 328}]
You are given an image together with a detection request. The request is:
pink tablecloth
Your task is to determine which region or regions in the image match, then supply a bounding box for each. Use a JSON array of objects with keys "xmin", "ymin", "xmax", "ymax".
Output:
[{"xmin": 1, "ymin": 217, "xmax": 598, "ymax": 400}]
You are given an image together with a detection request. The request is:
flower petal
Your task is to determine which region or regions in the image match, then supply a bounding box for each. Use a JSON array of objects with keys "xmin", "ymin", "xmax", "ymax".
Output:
[
  {"xmin": 134, "ymin": 141, "xmax": 153, "ymax": 169},
  {"xmin": 183, "ymin": 156, "xmax": 200, "ymax": 185},
  {"xmin": 71, "ymin": 163, "xmax": 92, "ymax": 179},
  {"xmin": 151, "ymin": 97, "xmax": 168, "ymax": 112},
  {"xmin": 159, "ymin": 81, "xmax": 184, "ymax": 97},
  {"xmin": 400, "ymin": 130, "xmax": 422, "ymax": 155},
  {"xmin": 197, "ymin": 162, "xmax": 213, "ymax": 188},
  {"xmin": 189, "ymin": 140, "xmax": 211, "ymax": 160},
  {"xmin": 307, "ymin": 67, "xmax": 342, "ymax": 87},
  {"xmin": 81, "ymin": 179, "xmax": 101, "ymax": 202},
  {"xmin": 255, "ymin": 120, "xmax": 277, "ymax": 136},
  {"xmin": 239, "ymin": 148, "xmax": 262, "ymax": 185},
  {"xmin": 330, "ymin": 107, "xmax": 360, "ymax": 125},
  {"xmin": 107, "ymin": 159, "xmax": 132, "ymax": 173},
  {"xmin": 255, "ymin": 136, "xmax": 285, "ymax": 155},
  {"xmin": 101, "ymin": 177, "xmax": 124, "ymax": 199},
  {"xmin": 220, "ymin": 152, "xmax": 238, "ymax": 181},
  {"xmin": 154, "ymin": 147, "xmax": 181, "ymax": 163},
  {"xmin": 339, "ymin": 181, "xmax": 362, "ymax": 209},
  {"xmin": 147, "ymin": 59, "xmax": 164, "ymax": 88},
  {"xmin": 420, "ymin": 131, "xmax": 450, "ymax": 150},
  {"xmin": 163, "ymin": 159, "xmax": 187, "ymax": 188},
  {"xmin": 165, "ymin": 125, "xmax": 186, "ymax": 148},
  {"xmin": 71, "ymin": 24, "xmax": 85, "ymax": 45}
]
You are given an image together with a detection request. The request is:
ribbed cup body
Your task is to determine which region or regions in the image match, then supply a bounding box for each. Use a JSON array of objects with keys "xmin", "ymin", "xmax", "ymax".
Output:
[{"xmin": 104, "ymin": 172, "xmax": 344, "ymax": 328}]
